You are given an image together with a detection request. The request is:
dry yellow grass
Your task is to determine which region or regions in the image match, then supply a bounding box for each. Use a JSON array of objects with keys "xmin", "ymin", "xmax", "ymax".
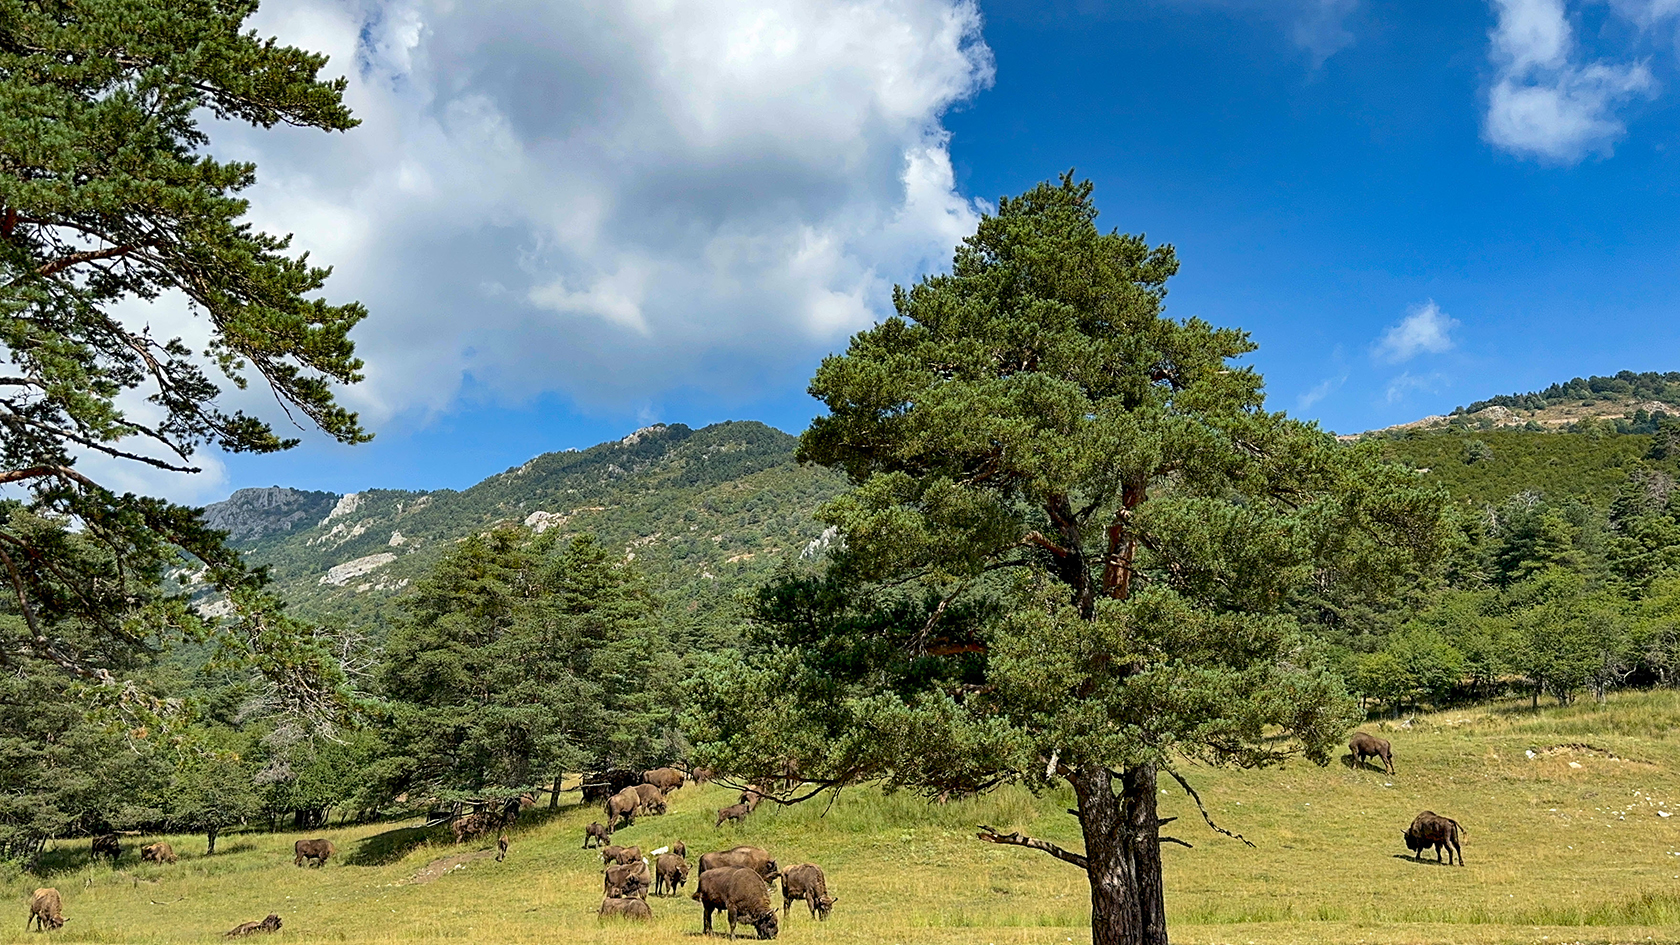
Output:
[{"xmin": 5, "ymin": 692, "xmax": 1680, "ymax": 944}]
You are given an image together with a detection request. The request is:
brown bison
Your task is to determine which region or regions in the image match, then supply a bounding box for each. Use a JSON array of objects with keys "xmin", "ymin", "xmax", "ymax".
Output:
[
  {"xmin": 584, "ymin": 821, "xmax": 611, "ymax": 848},
  {"xmin": 740, "ymin": 784, "xmax": 768, "ymax": 812},
  {"xmin": 698, "ymin": 846, "xmax": 779, "ymax": 883},
  {"xmin": 604, "ymin": 860, "xmax": 652, "ymax": 899},
  {"xmin": 655, "ymin": 853, "xmax": 690, "ymax": 896},
  {"xmin": 715, "ymin": 802, "xmax": 751, "ymax": 828},
  {"xmin": 671, "ymin": 839, "xmax": 687, "ymax": 859},
  {"xmin": 225, "ymin": 914, "xmax": 282, "ymax": 936},
  {"xmin": 293, "ymin": 838, "xmax": 334, "ymax": 868},
  {"xmin": 1348, "ymin": 731, "xmax": 1395, "ymax": 775},
  {"xmin": 27, "ymin": 888, "xmax": 64, "ymax": 931},
  {"xmin": 140, "ymin": 842, "xmax": 177, "ymax": 865},
  {"xmin": 598, "ymin": 896, "xmax": 653, "ymax": 920},
  {"xmin": 90, "ymin": 833, "xmax": 120, "ymax": 863},
  {"xmin": 693, "ymin": 866, "xmax": 779, "ymax": 939},
  {"xmin": 1404, "ymin": 810, "xmax": 1465, "ymax": 865},
  {"xmin": 605, "ymin": 786, "xmax": 641, "ymax": 830},
  {"xmin": 779, "ymin": 863, "xmax": 836, "ymax": 920},
  {"xmin": 600, "ymin": 844, "xmax": 642, "ymax": 866},
  {"xmin": 452, "ymin": 811, "xmax": 501, "ymax": 843},
  {"xmin": 691, "ymin": 767, "xmax": 715, "ymax": 785},
  {"xmin": 633, "ymin": 782, "xmax": 668, "ymax": 815},
  {"xmin": 496, "ymin": 834, "xmax": 509, "ymax": 862},
  {"xmin": 644, "ymin": 767, "xmax": 686, "ymax": 792}
]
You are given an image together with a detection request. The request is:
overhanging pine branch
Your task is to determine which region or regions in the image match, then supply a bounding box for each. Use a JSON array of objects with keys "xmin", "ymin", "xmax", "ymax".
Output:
[
  {"xmin": 1166, "ymin": 767, "xmax": 1255, "ymax": 848},
  {"xmin": 976, "ymin": 824, "xmax": 1088, "ymax": 868}
]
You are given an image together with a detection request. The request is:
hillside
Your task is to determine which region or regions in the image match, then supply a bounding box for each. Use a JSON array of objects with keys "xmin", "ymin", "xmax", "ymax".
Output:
[{"xmin": 203, "ymin": 422, "xmax": 848, "ymax": 640}]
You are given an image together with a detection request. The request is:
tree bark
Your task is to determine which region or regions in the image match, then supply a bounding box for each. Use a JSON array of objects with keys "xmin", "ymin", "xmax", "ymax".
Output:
[
  {"xmin": 551, "ymin": 771, "xmax": 564, "ymax": 810},
  {"xmin": 206, "ymin": 826, "xmax": 218, "ymax": 855},
  {"xmin": 1072, "ymin": 766, "xmax": 1148, "ymax": 945},
  {"xmin": 1122, "ymin": 765, "xmax": 1168, "ymax": 945}
]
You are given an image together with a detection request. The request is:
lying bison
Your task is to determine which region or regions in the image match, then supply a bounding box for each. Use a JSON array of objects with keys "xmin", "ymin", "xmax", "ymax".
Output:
[
  {"xmin": 1404, "ymin": 810, "xmax": 1465, "ymax": 865},
  {"xmin": 293, "ymin": 838, "xmax": 334, "ymax": 868},
  {"xmin": 655, "ymin": 853, "xmax": 690, "ymax": 896},
  {"xmin": 698, "ymin": 846, "xmax": 779, "ymax": 883},
  {"xmin": 1349, "ymin": 731, "xmax": 1395, "ymax": 775},
  {"xmin": 225, "ymin": 914, "xmax": 282, "ymax": 936},
  {"xmin": 27, "ymin": 888, "xmax": 64, "ymax": 931},
  {"xmin": 605, "ymin": 786, "xmax": 641, "ymax": 830},
  {"xmin": 583, "ymin": 822, "xmax": 611, "ymax": 849},
  {"xmin": 599, "ymin": 896, "xmax": 652, "ymax": 920},
  {"xmin": 694, "ymin": 866, "xmax": 779, "ymax": 939},
  {"xmin": 780, "ymin": 863, "xmax": 836, "ymax": 920},
  {"xmin": 644, "ymin": 766, "xmax": 685, "ymax": 792},
  {"xmin": 141, "ymin": 842, "xmax": 177, "ymax": 865},
  {"xmin": 715, "ymin": 802, "xmax": 751, "ymax": 828},
  {"xmin": 600, "ymin": 844, "xmax": 641, "ymax": 866},
  {"xmin": 605, "ymin": 860, "xmax": 652, "ymax": 900}
]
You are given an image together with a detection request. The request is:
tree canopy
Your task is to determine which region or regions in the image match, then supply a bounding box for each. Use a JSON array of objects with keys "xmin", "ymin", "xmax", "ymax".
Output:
[{"xmin": 689, "ymin": 174, "xmax": 1447, "ymax": 945}]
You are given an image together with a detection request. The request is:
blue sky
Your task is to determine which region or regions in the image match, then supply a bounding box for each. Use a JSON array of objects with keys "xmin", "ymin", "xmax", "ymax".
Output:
[{"xmin": 180, "ymin": 0, "xmax": 1680, "ymax": 500}]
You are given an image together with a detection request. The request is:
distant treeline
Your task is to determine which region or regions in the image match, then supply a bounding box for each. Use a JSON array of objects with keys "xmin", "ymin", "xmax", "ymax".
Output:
[{"xmin": 1458, "ymin": 371, "xmax": 1680, "ymax": 415}]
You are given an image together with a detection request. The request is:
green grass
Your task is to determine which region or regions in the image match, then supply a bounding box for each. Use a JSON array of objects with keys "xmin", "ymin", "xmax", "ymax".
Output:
[{"xmin": 9, "ymin": 692, "xmax": 1680, "ymax": 944}]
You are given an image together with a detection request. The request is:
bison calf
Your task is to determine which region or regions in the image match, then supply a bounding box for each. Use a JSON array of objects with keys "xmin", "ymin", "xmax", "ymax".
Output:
[
  {"xmin": 715, "ymin": 802, "xmax": 751, "ymax": 828},
  {"xmin": 1348, "ymin": 731, "xmax": 1395, "ymax": 775},
  {"xmin": 293, "ymin": 838, "xmax": 334, "ymax": 868},
  {"xmin": 693, "ymin": 866, "xmax": 779, "ymax": 939},
  {"xmin": 599, "ymin": 896, "xmax": 653, "ymax": 920},
  {"xmin": 780, "ymin": 863, "xmax": 836, "ymax": 920},
  {"xmin": 141, "ymin": 842, "xmax": 177, "ymax": 865},
  {"xmin": 225, "ymin": 914, "xmax": 282, "ymax": 936},
  {"xmin": 584, "ymin": 822, "xmax": 611, "ymax": 849},
  {"xmin": 600, "ymin": 844, "xmax": 642, "ymax": 866},
  {"xmin": 1403, "ymin": 810, "xmax": 1465, "ymax": 865},
  {"xmin": 27, "ymin": 888, "xmax": 64, "ymax": 931}
]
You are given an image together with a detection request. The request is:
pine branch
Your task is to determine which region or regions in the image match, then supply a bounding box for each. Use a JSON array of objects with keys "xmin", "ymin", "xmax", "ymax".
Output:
[
  {"xmin": 1166, "ymin": 767, "xmax": 1255, "ymax": 848},
  {"xmin": 976, "ymin": 824, "xmax": 1088, "ymax": 868}
]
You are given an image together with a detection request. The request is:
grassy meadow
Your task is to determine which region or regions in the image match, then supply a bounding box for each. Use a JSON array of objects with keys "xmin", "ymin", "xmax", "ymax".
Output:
[{"xmin": 7, "ymin": 692, "xmax": 1680, "ymax": 945}]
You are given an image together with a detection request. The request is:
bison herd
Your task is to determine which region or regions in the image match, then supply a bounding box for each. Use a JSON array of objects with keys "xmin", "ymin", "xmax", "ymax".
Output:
[{"xmin": 586, "ymin": 767, "xmax": 834, "ymax": 938}]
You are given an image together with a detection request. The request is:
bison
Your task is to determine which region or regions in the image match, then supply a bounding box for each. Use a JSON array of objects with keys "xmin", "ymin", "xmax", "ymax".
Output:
[
  {"xmin": 1403, "ymin": 810, "xmax": 1465, "ymax": 865},
  {"xmin": 604, "ymin": 860, "xmax": 652, "ymax": 899},
  {"xmin": 671, "ymin": 839, "xmax": 687, "ymax": 859},
  {"xmin": 599, "ymin": 896, "xmax": 653, "ymax": 920},
  {"xmin": 693, "ymin": 866, "xmax": 779, "ymax": 939},
  {"xmin": 1348, "ymin": 731, "xmax": 1395, "ymax": 775},
  {"xmin": 691, "ymin": 767, "xmax": 715, "ymax": 785},
  {"xmin": 225, "ymin": 914, "xmax": 282, "ymax": 936},
  {"xmin": 715, "ymin": 802, "xmax": 751, "ymax": 828},
  {"xmin": 698, "ymin": 846, "xmax": 779, "ymax": 884},
  {"xmin": 633, "ymin": 782, "xmax": 668, "ymax": 815},
  {"xmin": 780, "ymin": 863, "xmax": 836, "ymax": 920},
  {"xmin": 584, "ymin": 821, "xmax": 611, "ymax": 848},
  {"xmin": 655, "ymin": 853, "xmax": 690, "ymax": 896},
  {"xmin": 452, "ymin": 811, "xmax": 501, "ymax": 843},
  {"xmin": 600, "ymin": 844, "xmax": 642, "ymax": 866},
  {"xmin": 293, "ymin": 838, "xmax": 334, "ymax": 868},
  {"xmin": 90, "ymin": 833, "xmax": 120, "ymax": 864},
  {"xmin": 740, "ymin": 784, "xmax": 768, "ymax": 812},
  {"xmin": 644, "ymin": 767, "xmax": 686, "ymax": 792},
  {"xmin": 141, "ymin": 842, "xmax": 177, "ymax": 865},
  {"xmin": 27, "ymin": 888, "xmax": 64, "ymax": 931},
  {"xmin": 605, "ymin": 786, "xmax": 641, "ymax": 830}
]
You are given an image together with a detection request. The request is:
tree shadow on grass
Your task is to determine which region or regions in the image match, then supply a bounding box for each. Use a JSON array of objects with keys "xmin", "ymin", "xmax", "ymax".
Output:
[{"xmin": 343, "ymin": 823, "xmax": 449, "ymax": 867}]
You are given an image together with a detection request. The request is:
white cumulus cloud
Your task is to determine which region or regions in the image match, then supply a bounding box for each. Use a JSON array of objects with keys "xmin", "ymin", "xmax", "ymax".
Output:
[
  {"xmin": 203, "ymin": 0, "xmax": 994, "ymax": 425},
  {"xmin": 1483, "ymin": 0, "xmax": 1657, "ymax": 162},
  {"xmin": 1374, "ymin": 301, "xmax": 1458, "ymax": 364}
]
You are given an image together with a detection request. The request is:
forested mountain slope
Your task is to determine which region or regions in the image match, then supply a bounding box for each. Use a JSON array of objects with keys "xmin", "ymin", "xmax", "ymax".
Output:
[{"xmin": 203, "ymin": 422, "xmax": 847, "ymax": 641}]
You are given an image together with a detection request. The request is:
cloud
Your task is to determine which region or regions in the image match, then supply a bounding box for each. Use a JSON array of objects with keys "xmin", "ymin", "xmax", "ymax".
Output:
[
  {"xmin": 1483, "ymin": 0, "xmax": 1657, "ymax": 162},
  {"xmin": 1374, "ymin": 300, "xmax": 1458, "ymax": 364},
  {"xmin": 204, "ymin": 0, "xmax": 994, "ymax": 426},
  {"xmin": 1169, "ymin": 0, "xmax": 1361, "ymax": 62},
  {"xmin": 1296, "ymin": 373, "xmax": 1347, "ymax": 410},
  {"xmin": 1384, "ymin": 371, "xmax": 1446, "ymax": 404}
]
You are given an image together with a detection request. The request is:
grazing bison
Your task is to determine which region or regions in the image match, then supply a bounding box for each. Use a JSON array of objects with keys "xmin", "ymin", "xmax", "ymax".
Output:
[
  {"xmin": 633, "ymin": 782, "xmax": 668, "ymax": 815},
  {"xmin": 496, "ymin": 834, "xmax": 509, "ymax": 862},
  {"xmin": 27, "ymin": 888, "xmax": 64, "ymax": 931},
  {"xmin": 691, "ymin": 767, "xmax": 715, "ymax": 785},
  {"xmin": 655, "ymin": 853, "xmax": 690, "ymax": 896},
  {"xmin": 600, "ymin": 844, "xmax": 642, "ymax": 866},
  {"xmin": 604, "ymin": 860, "xmax": 652, "ymax": 899},
  {"xmin": 225, "ymin": 914, "xmax": 282, "ymax": 936},
  {"xmin": 644, "ymin": 767, "xmax": 685, "ymax": 792},
  {"xmin": 780, "ymin": 863, "xmax": 836, "ymax": 920},
  {"xmin": 1349, "ymin": 731, "xmax": 1395, "ymax": 775},
  {"xmin": 715, "ymin": 802, "xmax": 751, "ymax": 828},
  {"xmin": 693, "ymin": 866, "xmax": 779, "ymax": 939},
  {"xmin": 1404, "ymin": 810, "xmax": 1465, "ymax": 865},
  {"xmin": 293, "ymin": 838, "xmax": 334, "ymax": 868},
  {"xmin": 599, "ymin": 896, "xmax": 653, "ymax": 920},
  {"xmin": 584, "ymin": 822, "xmax": 611, "ymax": 848},
  {"xmin": 605, "ymin": 786, "xmax": 641, "ymax": 830},
  {"xmin": 90, "ymin": 833, "xmax": 120, "ymax": 864},
  {"xmin": 698, "ymin": 846, "xmax": 779, "ymax": 883},
  {"xmin": 141, "ymin": 842, "xmax": 177, "ymax": 865}
]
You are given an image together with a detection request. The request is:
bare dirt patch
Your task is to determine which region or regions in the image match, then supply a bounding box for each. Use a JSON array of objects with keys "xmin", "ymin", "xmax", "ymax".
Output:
[{"xmin": 401, "ymin": 850, "xmax": 496, "ymax": 885}]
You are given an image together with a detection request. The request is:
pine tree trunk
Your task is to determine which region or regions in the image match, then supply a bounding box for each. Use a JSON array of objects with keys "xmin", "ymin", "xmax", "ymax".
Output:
[
  {"xmin": 1122, "ymin": 765, "xmax": 1168, "ymax": 944},
  {"xmin": 206, "ymin": 826, "xmax": 218, "ymax": 855},
  {"xmin": 550, "ymin": 771, "xmax": 564, "ymax": 810},
  {"xmin": 1072, "ymin": 766, "xmax": 1165, "ymax": 945}
]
